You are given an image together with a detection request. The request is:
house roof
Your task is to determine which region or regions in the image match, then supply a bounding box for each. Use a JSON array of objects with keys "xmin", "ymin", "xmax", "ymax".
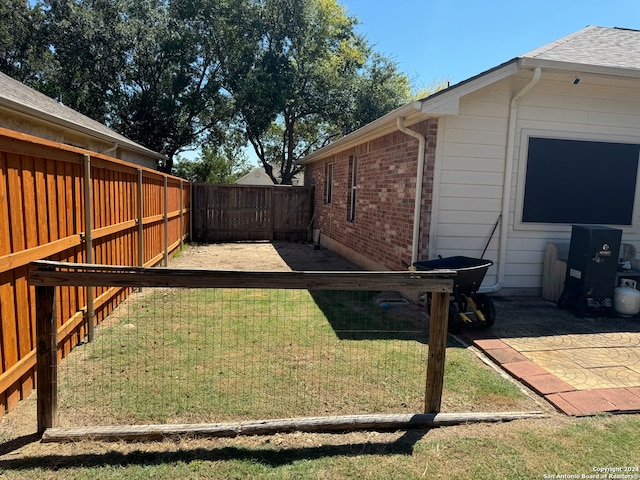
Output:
[
  {"xmin": 299, "ymin": 26, "xmax": 640, "ymax": 165},
  {"xmin": 521, "ymin": 26, "xmax": 640, "ymax": 72},
  {"xmin": 0, "ymin": 72, "xmax": 166, "ymax": 161}
]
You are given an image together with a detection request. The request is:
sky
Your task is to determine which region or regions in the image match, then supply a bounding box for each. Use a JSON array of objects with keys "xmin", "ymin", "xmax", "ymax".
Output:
[{"xmin": 339, "ymin": 0, "xmax": 640, "ymax": 89}]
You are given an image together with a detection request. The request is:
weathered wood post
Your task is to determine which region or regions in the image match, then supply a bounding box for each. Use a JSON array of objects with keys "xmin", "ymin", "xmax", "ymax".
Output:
[
  {"xmin": 137, "ymin": 169, "xmax": 144, "ymax": 268},
  {"xmin": 82, "ymin": 154, "xmax": 95, "ymax": 342},
  {"xmin": 36, "ymin": 281, "xmax": 57, "ymax": 434},
  {"xmin": 163, "ymin": 176, "xmax": 169, "ymax": 266},
  {"xmin": 179, "ymin": 180, "xmax": 184, "ymax": 249},
  {"xmin": 425, "ymin": 291, "xmax": 450, "ymax": 413}
]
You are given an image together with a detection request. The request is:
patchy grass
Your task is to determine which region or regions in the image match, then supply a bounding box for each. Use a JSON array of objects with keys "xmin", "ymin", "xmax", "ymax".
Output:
[
  {"xmin": 54, "ymin": 287, "xmax": 535, "ymax": 427},
  {"xmin": 1, "ymin": 415, "xmax": 639, "ymax": 479}
]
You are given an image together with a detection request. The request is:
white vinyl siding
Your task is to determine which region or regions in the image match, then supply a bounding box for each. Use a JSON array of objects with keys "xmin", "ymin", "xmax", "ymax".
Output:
[{"xmin": 433, "ymin": 71, "xmax": 640, "ymax": 294}]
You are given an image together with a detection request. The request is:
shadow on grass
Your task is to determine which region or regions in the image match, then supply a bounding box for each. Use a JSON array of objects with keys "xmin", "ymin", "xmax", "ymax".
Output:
[
  {"xmin": 309, "ymin": 290, "xmax": 431, "ymax": 343},
  {"xmin": 271, "ymin": 242, "xmax": 463, "ymax": 347},
  {"xmin": 0, "ymin": 433, "xmax": 41, "ymax": 456},
  {"xmin": 309, "ymin": 290, "xmax": 463, "ymax": 349},
  {"xmin": 0, "ymin": 429, "xmax": 428, "ymax": 471}
]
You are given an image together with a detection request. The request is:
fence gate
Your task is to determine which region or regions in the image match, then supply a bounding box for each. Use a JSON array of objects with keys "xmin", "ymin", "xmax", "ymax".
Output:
[{"xmin": 192, "ymin": 184, "xmax": 313, "ymax": 242}]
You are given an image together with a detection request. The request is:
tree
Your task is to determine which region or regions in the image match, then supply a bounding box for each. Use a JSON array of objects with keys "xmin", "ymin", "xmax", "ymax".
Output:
[
  {"xmin": 335, "ymin": 52, "xmax": 412, "ymax": 136},
  {"xmin": 34, "ymin": 0, "xmax": 235, "ymax": 171},
  {"xmin": 37, "ymin": 0, "xmax": 130, "ymax": 123},
  {"xmin": 2, "ymin": 0, "xmax": 413, "ymax": 177},
  {"xmin": 224, "ymin": 0, "xmax": 411, "ymax": 185},
  {"xmin": 173, "ymin": 131, "xmax": 252, "ymax": 184},
  {"xmin": 0, "ymin": 0, "xmax": 50, "ymax": 83}
]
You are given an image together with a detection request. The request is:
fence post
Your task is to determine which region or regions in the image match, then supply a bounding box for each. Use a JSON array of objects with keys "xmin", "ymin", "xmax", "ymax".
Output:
[
  {"xmin": 425, "ymin": 291, "xmax": 450, "ymax": 413},
  {"xmin": 36, "ymin": 282, "xmax": 57, "ymax": 434},
  {"xmin": 189, "ymin": 182, "xmax": 193, "ymax": 242},
  {"xmin": 163, "ymin": 176, "xmax": 169, "ymax": 267},
  {"xmin": 82, "ymin": 154, "xmax": 95, "ymax": 342},
  {"xmin": 137, "ymin": 169, "xmax": 144, "ymax": 268},
  {"xmin": 179, "ymin": 180, "xmax": 184, "ymax": 249},
  {"xmin": 270, "ymin": 187, "xmax": 275, "ymax": 241}
]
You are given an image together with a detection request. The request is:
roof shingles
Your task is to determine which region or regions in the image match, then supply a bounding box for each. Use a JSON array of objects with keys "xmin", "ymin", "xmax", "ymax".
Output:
[{"xmin": 523, "ymin": 25, "xmax": 640, "ymax": 71}]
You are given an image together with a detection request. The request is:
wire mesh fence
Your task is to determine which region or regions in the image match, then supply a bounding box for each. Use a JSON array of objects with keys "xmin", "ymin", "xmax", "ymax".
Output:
[
  {"xmin": 54, "ymin": 286, "xmax": 431, "ymax": 427},
  {"xmin": 31, "ymin": 262, "xmax": 454, "ymax": 436}
]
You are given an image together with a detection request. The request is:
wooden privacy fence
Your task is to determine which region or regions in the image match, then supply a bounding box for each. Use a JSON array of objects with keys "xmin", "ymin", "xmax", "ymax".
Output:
[
  {"xmin": 0, "ymin": 128, "xmax": 190, "ymax": 416},
  {"xmin": 192, "ymin": 184, "xmax": 313, "ymax": 242}
]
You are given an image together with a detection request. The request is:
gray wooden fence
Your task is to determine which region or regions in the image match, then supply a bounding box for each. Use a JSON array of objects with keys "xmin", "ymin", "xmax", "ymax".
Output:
[{"xmin": 192, "ymin": 184, "xmax": 313, "ymax": 242}]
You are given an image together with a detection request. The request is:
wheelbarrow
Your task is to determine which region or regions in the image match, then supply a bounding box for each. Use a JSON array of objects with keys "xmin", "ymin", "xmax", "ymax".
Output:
[{"xmin": 412, "ymin": 256, "xmax": 496, "ymax": 333}]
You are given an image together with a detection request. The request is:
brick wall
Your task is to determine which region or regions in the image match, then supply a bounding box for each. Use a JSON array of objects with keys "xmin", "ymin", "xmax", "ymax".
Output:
[{"xmin": 305, "ymin": 119, "xmax": 437, "ymax": 270}]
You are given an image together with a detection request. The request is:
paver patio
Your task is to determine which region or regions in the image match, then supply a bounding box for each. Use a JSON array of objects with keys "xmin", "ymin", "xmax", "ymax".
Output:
[{"xmin": 459, "ymin": 297, "xmax": 640, "ymax": 416}]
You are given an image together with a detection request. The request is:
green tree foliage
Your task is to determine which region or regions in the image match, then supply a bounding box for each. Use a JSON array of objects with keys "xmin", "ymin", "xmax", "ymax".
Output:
[
  {"xmin": 0, "ymin": 0, "xmax": 50, "ymax": 83},
  {"xmin": 173, "ymin": 148, "xmax": 253, "ymax": 184},
  {"xmin": 173, "ymin": 130, "xmax": 252, "ymax": 183},
  {"xmin": 1, "ymin": 0, "xmax": 414, "ymax": 180},
  {"xmin": 226, "ymin": 0, "xmax": 411, "ymax": 184},
  {"xmin": 39, "ymin": 0, "xmax": 128, "ymax": 124},
  {"xmin": 38, "ymin": 0, "xmax": 232, "ymax": 171}
]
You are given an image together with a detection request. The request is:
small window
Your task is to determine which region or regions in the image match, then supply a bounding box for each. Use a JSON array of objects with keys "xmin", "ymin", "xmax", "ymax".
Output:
[
  {"xmin": 347, "ymin": 156, "xmax": 357, "ymax": 221},
  {"xmin": 325, "ymin": 163, "xmax": 333, "ymax": 204}
]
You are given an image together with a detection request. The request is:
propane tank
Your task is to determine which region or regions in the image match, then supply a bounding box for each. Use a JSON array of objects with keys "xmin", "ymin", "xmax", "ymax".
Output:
[{"xmin": 614, "ymin": 278, "xmax": 640, "ymax": 317}]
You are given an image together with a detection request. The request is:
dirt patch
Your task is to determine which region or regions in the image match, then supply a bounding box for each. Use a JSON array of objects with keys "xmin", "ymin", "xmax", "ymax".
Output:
[
  {"xmin": 169, "ymin": 241, "xmax": 363, "ymax": 271},
  {"xmin": 0, "ymin": 241, "xmax": 555, "ymax": 464}
]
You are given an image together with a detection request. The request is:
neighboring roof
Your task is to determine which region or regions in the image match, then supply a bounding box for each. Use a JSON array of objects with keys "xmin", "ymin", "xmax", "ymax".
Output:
[
  {"xmin": 0, "ymin": 72, "xmax": 166, "ymax": 160},
  {"xmin": 299, "ymin": 26, "xmax": 640, "ymax": 165},
  {"xmin": 236, "ymin": 167, "xmax": 275, "ymax": 185}
]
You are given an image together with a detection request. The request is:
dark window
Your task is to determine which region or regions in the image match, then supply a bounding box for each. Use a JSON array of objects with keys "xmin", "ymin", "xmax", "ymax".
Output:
[
  {"xmin": 325, "ymin": 163, "xmax": 333, "ymax": 204},
  {"xmin": 347, "ymin": 156, "xmax": 357, "ymax": 221},
  {"xmin": 522, "ymin": 137, "xmax": 640, "ymax": 225}
]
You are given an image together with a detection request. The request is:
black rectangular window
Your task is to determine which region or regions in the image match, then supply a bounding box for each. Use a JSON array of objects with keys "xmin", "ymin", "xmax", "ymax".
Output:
[
  {"xmin": 325, "ymin": 163, "xmax": 333, "ymax": 204},
  {"xmin": 347, "ymin": 156, "xmax": 357, "ymax": 221},
  {"xmin": 522, "ymin": 137, "xmax": 640, "ymax": 225}
]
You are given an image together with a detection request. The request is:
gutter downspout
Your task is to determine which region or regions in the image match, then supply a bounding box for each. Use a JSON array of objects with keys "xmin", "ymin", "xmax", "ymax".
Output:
[
  {"xmin": 397, "ymin": 117, "xmax": 426, "ymax": 265},
  {"xmin": 102, "ymin": 143, "xmax": 118, "ymax": 156},
  {"xmin": 480, "ymin": 66, "xmax": 541, "ymax": 293}
]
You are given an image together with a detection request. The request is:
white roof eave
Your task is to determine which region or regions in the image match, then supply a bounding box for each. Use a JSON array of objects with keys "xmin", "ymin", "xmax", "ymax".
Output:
[
  {"xmin": 0, "ymin": 96, "xmax": 168, "ymax": 161},
  {"xmin": 519, "ymin": 56, "xmax": 640, "ymax": 79}
]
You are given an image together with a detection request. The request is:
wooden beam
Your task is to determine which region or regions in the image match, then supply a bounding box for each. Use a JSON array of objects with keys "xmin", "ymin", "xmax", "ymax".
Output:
[
  {"xmin": 41, "ymin": 411, "xmax": 547, "ymax": 442},
  {"xmin": 36, "ymin": 283, "xmax": 57, "ymax": 433},
  {"xmin": 91, "ymin": 220, "xmax": 137, "ymax": 241},
  {"xmin": 425, "ymin": 292, "xmax": 450, "ymax": 413},
  {"xmin": 29, "ymin": 261, "xmax": 455, "ymax": 292},
  {"xmin": 0, "ymin": 235, "xmax": 82, "ymax": 274}
]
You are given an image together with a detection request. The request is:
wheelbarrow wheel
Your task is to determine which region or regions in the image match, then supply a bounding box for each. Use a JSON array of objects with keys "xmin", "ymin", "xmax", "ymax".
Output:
[
  {"xmin": 476, "ymin": 294, "xmax": 496, "ymax": 328},
  {"xmin": 447, "ymin": 301, "xmax": 463, "ymax": 334}
]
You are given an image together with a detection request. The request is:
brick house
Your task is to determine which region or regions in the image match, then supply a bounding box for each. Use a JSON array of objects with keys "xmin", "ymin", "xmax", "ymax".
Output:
[{"xmin": 300, "ymin": 26, "xmax": 640, "ymax": 296}]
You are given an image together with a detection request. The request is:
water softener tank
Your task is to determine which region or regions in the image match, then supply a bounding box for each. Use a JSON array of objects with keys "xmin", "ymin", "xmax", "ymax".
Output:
[{"xmin": 614, "ymin": 279, "xmax": 640, "ymax": 316}]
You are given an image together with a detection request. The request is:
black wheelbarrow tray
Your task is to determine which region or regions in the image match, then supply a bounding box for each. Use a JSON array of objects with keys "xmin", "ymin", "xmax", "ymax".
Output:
[{"xmin": 412, "ymin": 256, "xmax": 495, "ymax": 333}]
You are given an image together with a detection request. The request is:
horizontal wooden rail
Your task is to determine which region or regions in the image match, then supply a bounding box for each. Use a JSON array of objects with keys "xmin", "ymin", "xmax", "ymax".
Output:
[
  {"xmin": 0, "ymin": 235, "xmax": 82, "ymax": 274},
  {"xmin": 41, "ymin": 412, "xmax": 547, "ymax": 442},
  {"xmin": 30, "ymin": 261, "xmax": 456, "ymax": 292},
  {"xmin": 0, "ymin": 213, "xmax": 186, "ymax": 274},
  {"xmin": 92, "ymin": 220, "xmax": 137, "ymax": 241}
]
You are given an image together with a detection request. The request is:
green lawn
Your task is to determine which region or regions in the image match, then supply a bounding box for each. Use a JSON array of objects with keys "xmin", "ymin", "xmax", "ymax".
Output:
[
  {"xmin": 54, "ymin": 288, "xmax": 533, "ymax": 427},
  {"xmin": 3, "ymin": 286, "xmax": 638, "ymax": 478}
]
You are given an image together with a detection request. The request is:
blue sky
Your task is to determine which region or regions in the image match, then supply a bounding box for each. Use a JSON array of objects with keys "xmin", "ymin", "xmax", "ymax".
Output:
[{"xmin": 340, "ymin": 0, "xmax": 640, "ymax": 89}]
